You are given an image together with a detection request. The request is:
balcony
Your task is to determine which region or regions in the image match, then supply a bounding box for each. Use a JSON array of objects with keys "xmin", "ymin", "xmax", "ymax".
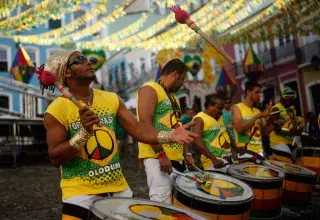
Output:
[
  {"xmin": 297, "ymin": 40, "xmax": 320, "ymax": 66},
  {"xmin": 275, "ymin": 41, "xmax": 295, "ymax": 63},
  {"xmin": 260, "ymin": 51, "xmax": 272, "ymax": 69}
]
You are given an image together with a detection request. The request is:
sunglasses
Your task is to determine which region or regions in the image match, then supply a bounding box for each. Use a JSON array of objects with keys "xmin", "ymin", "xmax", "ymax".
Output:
[{"xmin": 68, "ymin": 56, "xmax": 88, "ymax": 67}]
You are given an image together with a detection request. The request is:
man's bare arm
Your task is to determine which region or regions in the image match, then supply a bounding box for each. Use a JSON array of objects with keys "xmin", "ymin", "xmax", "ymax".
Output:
[
  {"xmin": 44, "ymin": 113, "xmax": 78, "ymax": 167},
  {"xmin": 232, "ymin": 105, "xmax": 262, "ymax": 133},
  {"xmin": 192, "ymin": 117, "xmax": 216, "ymax": 160},
  {"xmin": 117, "ymin": 88, "xmax": 195, "ymax": 145}
]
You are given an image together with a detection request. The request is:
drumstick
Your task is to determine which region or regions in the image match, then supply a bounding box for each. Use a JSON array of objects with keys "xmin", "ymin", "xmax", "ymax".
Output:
[
  {"xmin": 192, "ymin": 164, "xmax": 211, "ymax": 180},
  {"xmin": 270, "ymin": 106, "xmax": 295, "ymax": 115},
  {"xmin": 170, "ymin": 5, "xmax": 235, "ymax": 64},
  {"xmin": 172, "ymin": 170, "xmax": 213, "ymax": 188}
]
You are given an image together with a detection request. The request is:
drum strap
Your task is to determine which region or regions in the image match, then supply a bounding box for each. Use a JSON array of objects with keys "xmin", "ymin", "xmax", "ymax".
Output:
[
  {"xmin": 99, "ymin": 192, "xmax": 114, "ymax": 197},
  {"xmin": 171, "ymin": 160, "xmax": 186, "ymax": 173},
  {"xmin": 62, "ymin": 202, "xmax": 91, "ymax": 220}
]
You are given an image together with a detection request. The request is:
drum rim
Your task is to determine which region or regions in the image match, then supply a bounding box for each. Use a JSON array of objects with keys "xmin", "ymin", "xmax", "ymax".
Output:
[
  {"xmin": 226, "ymin": 164, "xmax": 285, "ymax": 182},
  {"xmin": 173, "ymin": 172, "xmax": 254, "ymax": 205},
  {"xmin": 264, "ymin": 160, "xmax": 316, "ymax": 177},
  {"xmin": 90, "ymin": 197, "xmax": 209, "ymax": 220}
]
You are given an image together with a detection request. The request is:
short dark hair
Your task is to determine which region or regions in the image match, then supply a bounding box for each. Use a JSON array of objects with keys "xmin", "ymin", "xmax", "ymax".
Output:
[
  {"xmin": 244, "ymin": 82, "xmax": 261, "ymax": 95},
  {"xmin": 161, "ymin": 59, "xmax": 188, "ymax": 76},
  {"xmin": 205, "ymin": 95, "xmax": 221, "ymax": 108}
]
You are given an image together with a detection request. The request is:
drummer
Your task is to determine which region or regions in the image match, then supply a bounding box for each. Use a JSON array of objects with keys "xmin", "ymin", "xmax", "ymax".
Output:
[
  {"xmin": 231, "ymin": 82, "xmax": 273, "ymax": 161},
  {"xmin": 192, "ymin": 95, "xmax": 231, "ymax": 173},
  {"xmin": 43, "ymin": 52, "xmax": 196, "ymax": 219},
  {"xmin": 269, "ymin": 87, "xmax": 304, "ymax": 163}
]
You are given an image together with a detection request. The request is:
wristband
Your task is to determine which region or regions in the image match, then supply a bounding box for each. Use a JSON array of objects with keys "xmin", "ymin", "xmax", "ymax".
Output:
[
  {"xmin": 157, "ymin": 152, "xmax": 167, "ymax": 159},
  {"xmin": 157, "ymin": 131, "xmax": 173, "ymax": 144},
  {"xmin": 155, "ymin": 147, "xmax": 164, "ymax": 155},
  {"xmin": 69, "ymin": 127, "xmax": 92, "ymax": 151}
]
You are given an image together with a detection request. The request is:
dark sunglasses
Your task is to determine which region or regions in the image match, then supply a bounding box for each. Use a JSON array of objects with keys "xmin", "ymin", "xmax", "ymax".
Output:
[{"xmin": 68, "ymin": 56, "xmax": 88, "ymax": 67}]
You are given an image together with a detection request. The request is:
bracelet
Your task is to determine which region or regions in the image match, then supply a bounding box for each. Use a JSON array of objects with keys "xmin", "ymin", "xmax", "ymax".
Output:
[
  {"xmin": 154, "ymin": 147, "xmax": 164, "ymax": 155},
  {"xmin": 185, "ymin": 152, "xmax": 192, "ymax": 157},
  {"xmin": 157, "ymin": 152, "xmax": 167, "ymax": 159},
  {"xmin": 69, "ymin": 127, "xmax": 92, "ymax": 151},
  {"xmin": 157, "ymin": 131, "xmax": 173, "ymax": 144}
]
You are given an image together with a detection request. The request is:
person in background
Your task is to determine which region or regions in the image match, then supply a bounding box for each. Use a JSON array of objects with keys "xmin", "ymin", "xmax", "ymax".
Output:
[
  {"xmin": 269, "ymin": 87, "xmax": 304, "ymax": 163},
  {"xmin": 181, "ymin": 108, "xmax": 195, "ymax": 125},
  {"xmin": 222, "ymin": 97, "xmax": 235, "ymax": 140},
  {"xmin": 192, "ymin": 95, "xmax": 231, "ymax": 173},
  {"xmin": 231, "ymin": 82, "xmax": 273, "ymax": 161}
]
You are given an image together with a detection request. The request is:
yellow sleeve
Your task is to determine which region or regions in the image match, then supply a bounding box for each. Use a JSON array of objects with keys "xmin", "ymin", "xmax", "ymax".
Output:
[{"xmin": 44, "ymin": 98, "xmax": 68, "ymax": 130}]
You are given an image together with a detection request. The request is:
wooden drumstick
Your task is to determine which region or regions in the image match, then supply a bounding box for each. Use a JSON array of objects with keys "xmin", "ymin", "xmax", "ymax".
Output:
[
  {"xmin": 172, "ymin": 170, "xmax": 213, "ymax": 188},
  {"xmin": 170, "ymin": 5, "xmax": 235, "ymax": 64}
]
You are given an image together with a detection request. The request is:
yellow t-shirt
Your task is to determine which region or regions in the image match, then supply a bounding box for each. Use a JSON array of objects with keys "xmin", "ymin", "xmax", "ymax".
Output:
[
  {"xmin": 45, "ymin": 89, "xmax": 128, "ymax": 200},
  {"xmin": 193, "ymin": 112, "xmax": 231, "ymax": 170},
  {"xmin": 233, "ymin": 103, "xmax": 263, "ymax": 153},
  {"xmin": 137, "ymin": 82, "xmax": 184, "ymax": 161},
  {"xmin": 270, "ymin": 103, "xmax": 299, "ymax": 146}
]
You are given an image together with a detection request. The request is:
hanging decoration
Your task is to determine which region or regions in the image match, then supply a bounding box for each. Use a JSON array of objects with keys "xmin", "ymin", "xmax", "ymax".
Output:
[
  {"xmin": 10, "ymin": 45, "xmax": 35, "ymax": 84},
  {"xmin": 82, "ymin": 50, "xmax": 106, "ymax": 71},
  {"xmin": 216, "ymin": 68, "xmax": 236, "ymax": 99},
  {"xmin": 155, "ymin": 49, "xmax": 182, "ymax": 67},
  {"xmin": 0, "ymin": 0, "xmax": 95, "ymax": 32},
  {"xmin": 242, "ymin": 47, "xmax": 264, "ymax": 82},
  {"xmin": 0, "ymin": 0, "xmax": 31, "ymax": 19},
  {"xmin": 183, "ymin": 55, "xmax": 202, "ymax": 77},
  {"xmin": 11, "ymin": 0, "xmax": 136, "ymax": 45}
]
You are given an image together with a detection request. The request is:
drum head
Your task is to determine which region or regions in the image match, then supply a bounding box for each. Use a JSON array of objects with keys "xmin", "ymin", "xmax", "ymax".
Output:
[
  {"xmin": 91, "ymin": 197, "xmax": 208, "ymax": 220},
  {"xmin": 174, "ymin": 172, "xmax": 253, "ymax": 205},
  {"xmin": 264, "ymin": 160, "xmax": 316, "ymax": 177},
  {"xmin": 227, "ymin": 164, "xmax": 284, "ymax": 182}
]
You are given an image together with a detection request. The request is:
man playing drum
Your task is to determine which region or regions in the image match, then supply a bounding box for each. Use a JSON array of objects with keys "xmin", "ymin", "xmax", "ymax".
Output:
[
  {"xmin": 231, "ymin": 82, "xmax": 273, "ymax": 161},
  {"xmin": 269, "ymin": 87, "xmax": 305, "ymax": 163},
  {"xmin": 43, "ymin": 51, "xmax": 196, "ymax": 220},
  {"xmin": 192, "ymin": 95, "xmax": 231, "ymax": 173},
  {"xmin": 137, "ymin": 59, "xmax": 195, "ymax": 204}
]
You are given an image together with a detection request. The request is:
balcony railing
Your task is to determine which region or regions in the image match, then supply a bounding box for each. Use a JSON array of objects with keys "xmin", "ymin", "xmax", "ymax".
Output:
[
  {"xmin": 275, "ymin": 41, "xmax": 295, "ymax": 62},
  {"xmin": 297, "ymin": 40, "xmax": 320, "ymax": 65},
  {"xmin": 260, "ymin": 51, "xmax": 272, "ymax": 68}
]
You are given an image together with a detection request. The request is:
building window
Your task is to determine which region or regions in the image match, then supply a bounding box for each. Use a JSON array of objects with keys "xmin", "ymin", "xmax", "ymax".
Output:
[
  {"xmin": 140, "ymin": 57, "xmax": 146, "ymax": 74},
  {"xmin": 73, "ymin": 9, "xmax": 86, "ymax": 30},
  {"xmin": 48, "ymin": 18, "xmax": 61, "ymax": 29},
  {"xmin": 151, "ymin": 52, "xmax": 156, "ymax": 69},
  {"xmin": 25, "ymin": 48, "xmax": 37, "ymax": 66},
  {"xmin": 0, "ymin": 48, "xmax": 8, "ymax": 71},
  {"xmin": 0, "ymin": 95, "xmax": 9, "ymax": 109}
]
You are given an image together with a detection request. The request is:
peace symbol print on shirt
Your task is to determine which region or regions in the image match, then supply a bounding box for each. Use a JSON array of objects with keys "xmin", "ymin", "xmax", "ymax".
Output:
[{"xmin": 84, "ymin": 126, "xmax": 115, "ymax": 161}]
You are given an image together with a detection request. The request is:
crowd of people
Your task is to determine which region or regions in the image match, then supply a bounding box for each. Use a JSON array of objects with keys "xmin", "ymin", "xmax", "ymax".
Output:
[{"xmin": 41, "ymin": 51, "xmax": 320, "ymax": 219}]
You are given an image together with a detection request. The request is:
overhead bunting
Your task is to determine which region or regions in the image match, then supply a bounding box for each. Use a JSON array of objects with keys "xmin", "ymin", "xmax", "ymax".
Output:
[
  {"xmin": 10, "ymin": 45, "xmax": 35, "ymax": 84},
  {"xmin": 242, "ymin": 47, "xmax": 264, "ymax": 82}
]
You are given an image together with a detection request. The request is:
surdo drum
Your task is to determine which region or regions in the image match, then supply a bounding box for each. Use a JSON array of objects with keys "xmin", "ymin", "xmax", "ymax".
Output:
[
  {"xmin": 296, "ymin": 147, "xmax": 320, "ymax": 178},
  {"xmin": 90, "ymin": 197, "xmax": 208, "ymax": 219},
  {"xmin": 227, "ymin": 164, "xmax": 284, "ymax": 219},
  {"xmin": 173, "ymin": 172, "xmax": 254, "ymax": 220},
  {"xmin": 264, "ymin": 160, "xmax": 316, "ymax": 208}
]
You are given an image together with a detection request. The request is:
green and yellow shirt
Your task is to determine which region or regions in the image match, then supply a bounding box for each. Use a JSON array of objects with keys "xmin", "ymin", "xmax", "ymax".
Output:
[
  {"xmin": 137, "ymin": 82, "xmax": 184, "ymax": 161},
  {"xmin": 193, "ymin": 112, "xmax": 231, "ymax": 170},
  {"xmin": 45, "ymin": 89, "xmax": 128, "ymax": 200},
  {"xmin": 233, "ymin": 103, "xmax": 263, "ymax": 154}
]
